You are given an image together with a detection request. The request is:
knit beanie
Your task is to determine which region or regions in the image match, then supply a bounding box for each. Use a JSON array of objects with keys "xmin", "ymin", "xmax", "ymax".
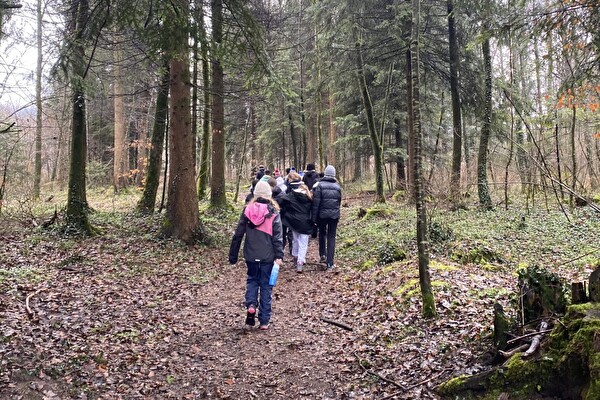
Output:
[
  {"xmin": 324, "ymin": 165, "xmax": 336, "ymax": 178},
  {"xmin": 253, "ymin": 180, "xmax": 272, "ymax": 200}
]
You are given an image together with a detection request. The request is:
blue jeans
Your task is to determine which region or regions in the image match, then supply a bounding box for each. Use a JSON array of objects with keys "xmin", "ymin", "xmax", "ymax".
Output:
[{"xmin": 245, "ymin": 261, "xmax": 274, "ymax": 325}]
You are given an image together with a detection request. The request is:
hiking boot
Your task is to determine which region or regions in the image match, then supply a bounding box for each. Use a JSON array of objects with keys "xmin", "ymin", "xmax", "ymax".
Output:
[
  {"xmin": 296, "ymin": 263, "xmax": 303, "ymax": 273},
  {"xmin": 320, "ymin": 255, "xmax": 326, "ymax": 263},
  {"xmin": 245, "ymin": 306, "xmax": 256, "ymax": 326}
]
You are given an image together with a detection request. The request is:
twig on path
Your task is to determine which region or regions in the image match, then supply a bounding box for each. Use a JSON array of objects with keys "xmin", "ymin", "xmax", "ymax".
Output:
[
  {"xmin": 380, "ymin": 368, "xmax": 453, "ymax": 399},
  {"xmin": 321, "ymin": 317, "xmax": 353, "ymax": 331},
  {"xmin": 25, "ymin": 287, "xmax": 47, "ymax": 320},
  {"xmin": 498, "ymin": 343, "xmax": 529, "ymax": 358},
  {"xmin": 506, "ymin": 328, "xmax": 553, "ymax": 346},
  {"xmin": 522, "ymin": 321, "xmax": 549, "ymax": 358},
  {"xmin": 354, "ymin": 351, "xmax": 404, "ymax": 390}
]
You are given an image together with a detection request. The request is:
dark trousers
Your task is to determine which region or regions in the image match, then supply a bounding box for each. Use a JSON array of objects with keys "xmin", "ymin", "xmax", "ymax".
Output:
[
  {"xmin": 283, "ymin": 225, "xmax": 293, "ymax": 254},
  {"xmin": 317, "ymin": 218, "xmax": 339, "ymax": 265}
]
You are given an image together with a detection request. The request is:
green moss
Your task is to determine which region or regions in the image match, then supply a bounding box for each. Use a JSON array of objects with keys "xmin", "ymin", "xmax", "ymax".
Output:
[
  {"xmin": 430, "ymin": 260, "xmax": 459, "ymax": 271},
  {"xmin": 342, "ymin": 238, "xmax": 357, "ymax": 247},
  {"xmin": 437, "ymin": 375, "xmax": 469, "ymax": 395},
  {"xmin": 362, "ymin": 204, "xmax": 394, "ymax": 220},
  {"xmin": 393, "ymin": 278, "xmax": 419, "ymax": 297},
  {"xmin": 357, "ymin": 259, "xmax": 376, "ymax": 271},
  {"xmin": 422, "ymin": 292, "xmax": 437, "ymax": 318}
]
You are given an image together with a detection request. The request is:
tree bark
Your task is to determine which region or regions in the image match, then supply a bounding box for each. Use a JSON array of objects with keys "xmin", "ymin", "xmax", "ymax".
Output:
[
  {"xmin": 65, "ymin": 0, "xmax": 93, "ymax": 234},
  {"xmin": 136, "ymin": 61, "xmax": 169, "ymax": 215},
  {"xmin": 163, "ymin": 0, "xmax": 202, "ymax": 243},
  {"xmin": 210, "ymin": 0, "xmax": 227, "ymax": 208},
  {"xmin": 447, "ymin": 0, "xmax": 462, "ymax": 203},
  {"xmin": 354, "ymin": 24, "xmax": 385, "ymax": 203},
  {"xmin": 33, "ymin": 0, "xmax": 43, "ymax": 200},
  {"xmin": 113, "ymin": 37, "xmax": 128, "ymax": 192},
  {"xmin": 197, "ymin": 3, "xmax": 211, "ymax": 200},
  {"xmin": 411, "ymin": 0, "xmax": 436, "ymax": 318},
  {"xmin": 477, "ymin": 36, "xmax": 493, "ymax": 210}
]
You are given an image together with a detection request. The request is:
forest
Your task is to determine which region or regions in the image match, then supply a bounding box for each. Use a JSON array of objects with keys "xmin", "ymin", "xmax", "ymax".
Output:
[{"xmin": 1, "ymin": 0, "xmax": 600, "ymax": 399}]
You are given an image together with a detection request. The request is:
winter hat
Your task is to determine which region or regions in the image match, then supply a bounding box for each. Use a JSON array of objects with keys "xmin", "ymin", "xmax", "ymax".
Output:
[
  {"xmin": 324, "ymin": 165, "xmax": 336, "ymax": 178},
  {"xmin": 306, "ymin": 163, "xmax": 315, "ymax": 171},
  {"xmin": 260, "ymin": 174, "xmax": 271, "ymax": 182},
  {"xmin": 253, "ymin": 180, "xmax": 272, "ymax": 200}
]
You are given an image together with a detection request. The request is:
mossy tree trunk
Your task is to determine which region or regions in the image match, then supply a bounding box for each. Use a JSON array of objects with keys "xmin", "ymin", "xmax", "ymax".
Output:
[
  {"xmin": 197, "ymin": 2, "xmax": 211, "ymax": 200},
  {"xmin": 353, "ymin": 21, "xmax": 385, "ymax": 204},
  {"xmin": 447, "ymin": 0, "xmax": 462, "ymax": 204},
  {"xmin": 411, "ymin": 0, "xmax": 436, "ymax": 319},
  {"xmin": 136, "ymin": 60, "xmax": 169, "ymax": 215},
  {"xmin": 477, "ymin": 35, "xmax": 493, "ymax": 210},
  {"xmin": 65, "ymin": 0, "xmax": 93, "ymax": 234},
  {"xmin": 209, "ymin": 0, "xmax": 227, "ymax": 208}
]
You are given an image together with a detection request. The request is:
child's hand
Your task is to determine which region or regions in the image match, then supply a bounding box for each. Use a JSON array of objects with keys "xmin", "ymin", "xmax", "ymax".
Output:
[{"xmin": 274, "ymin": 258, "xmax": 283, "ymax": 266}]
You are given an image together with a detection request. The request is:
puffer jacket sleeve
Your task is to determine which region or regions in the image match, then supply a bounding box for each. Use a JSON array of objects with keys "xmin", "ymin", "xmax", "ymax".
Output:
[
  {"xmin": 311, "ymin": 185, "xmax": 322, "ymax": 224},
  {"xmin": 229, "ymin": 210, "xmax": 247, "ymax": 264},
  {"xmin": 271, "ymin": 213, "xmax": 284, "ymax": 259}
]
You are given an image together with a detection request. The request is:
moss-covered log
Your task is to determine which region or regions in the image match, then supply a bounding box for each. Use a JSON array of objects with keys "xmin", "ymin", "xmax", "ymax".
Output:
[{"xmin": 437, "ymin": 303, "xmax": 600, "ymax": 399}]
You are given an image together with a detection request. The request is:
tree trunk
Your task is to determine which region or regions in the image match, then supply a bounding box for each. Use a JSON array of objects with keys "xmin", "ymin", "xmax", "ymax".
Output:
[
  {"xmin": 113, "ymin": 38, "xmax": 128, "ymax": 192},
  {"xmin": 411, "ymin": 0, "xmax": 436, "ymax": 318},
  {"xmin": 447, "ymin": 0, "xmax": 462, "ymax": 203},
  {"xmin": 33, "ymin": 0, "xmax": 43, "ymax": 200},
  {"xmin": 394, "ymin": 117, "xmax": 406, "ymax": 190},
  {"xmin": 289, "ymin": 105, "xmax": 298, "ymax": 169},
  {"xmin": 163, "ymin": 0, "xmax": 202, "ymax": 243},
  {"xmin": 477, "ymin": 37, "xmax": 493, "ymax": 210},
  {"xmin": 327, "ymin": 90, "xmax": 336, "ymax": 168},
  {"xmin": 406, "ymin": 48, "xmax": 415, "ymax": 201},
  {"xmin": 209, "ymin": 0, "xmax": 227, "ymax": 208},
  {"xmin": 65, "ymin": 0, "xmax": 93, "ymax": 234},
  {"xmin": 136, "ymin": 61, "xmax": 169, "ymax": 215},
  {"xmin": 354, "ymin": 24, "xmax": 385, "ymax": 203},
  {"xmin": 197, "ymin": 3, "xmax": 211, "ymax": 200},
  {"xmin": 569, "ymin": 102, "xmax": 577, "ymax": 208}
]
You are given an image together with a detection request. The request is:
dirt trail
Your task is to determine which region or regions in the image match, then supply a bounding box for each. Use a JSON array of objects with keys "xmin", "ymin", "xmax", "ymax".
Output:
[
  {"xmin": 1, "ymin": 235, "xmax": 371, "ymax": 400},
  {"xmin": 188, "ymin": 243, "xmax": 360, "ymax": 399}
]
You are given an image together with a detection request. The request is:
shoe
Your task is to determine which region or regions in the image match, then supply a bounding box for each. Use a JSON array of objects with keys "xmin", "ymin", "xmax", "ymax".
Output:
[
  {"xmin": 326, "ymin": 263, "xmax": 334, "ymax": 272},
  {"xmin": 296, "ymin": 263, "xmax": 303, "ymax": 273},
  {"xmin": 245, "ymin": 306, "xmax": 256, "ymax": 326},
  {"xmin": 320, "ymin": 255, "xmax": 326, "ymax": 263},
  {"xmin": 259, "ymin": 324, "xmax": 269, "ymax": 330}
]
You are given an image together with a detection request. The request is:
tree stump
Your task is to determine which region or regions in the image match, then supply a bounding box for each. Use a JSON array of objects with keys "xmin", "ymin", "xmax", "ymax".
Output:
[
  {"xmin": 590, "ymin": 266, "xmax": 600, "ymax": 302},
  {"xmin": 571, "ymin": 282, "xmax": 587, "ymax": 304}
]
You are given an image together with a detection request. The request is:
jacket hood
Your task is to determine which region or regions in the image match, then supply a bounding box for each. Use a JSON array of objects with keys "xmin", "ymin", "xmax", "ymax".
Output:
[{"xmin": 244, "ymin": 202, "xmax": 271, "ymax": 226}]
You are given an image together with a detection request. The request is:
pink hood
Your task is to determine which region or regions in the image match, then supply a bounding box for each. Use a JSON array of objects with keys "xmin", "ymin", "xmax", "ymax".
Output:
[{"xmin": 244, "ymin": 202, "xmax": 275, "ymax": 236}]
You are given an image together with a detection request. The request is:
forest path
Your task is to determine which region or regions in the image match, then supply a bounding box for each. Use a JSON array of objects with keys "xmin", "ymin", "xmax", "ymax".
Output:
[
  {"xmin": 1, "ymin": 233, "xmax": 372, "ymax": 400},
  {"xmin": 188, "ymin": 240, "xmax": 360, "ymax": 399}
]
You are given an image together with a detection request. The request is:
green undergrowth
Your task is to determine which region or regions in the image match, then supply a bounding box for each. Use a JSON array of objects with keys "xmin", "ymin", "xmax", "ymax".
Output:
[{"xmin": 337, "ymin": 200, "xmax": 600, "ymax": 272}]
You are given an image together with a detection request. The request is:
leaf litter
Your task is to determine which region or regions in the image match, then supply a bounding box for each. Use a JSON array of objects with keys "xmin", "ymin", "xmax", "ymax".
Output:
[{"xmin": 0, "ymin": 201, "xmax": 597, "ymax": 399}]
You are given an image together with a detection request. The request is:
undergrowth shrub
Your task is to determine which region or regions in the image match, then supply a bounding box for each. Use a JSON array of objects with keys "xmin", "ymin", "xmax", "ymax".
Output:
[
  {"xmin": 516, "ymin": 265, "xmax": 567, "ymax": 324},
  {"xmin": 451, "ymin": 240, "xmax": 505, "ymax": 265}
]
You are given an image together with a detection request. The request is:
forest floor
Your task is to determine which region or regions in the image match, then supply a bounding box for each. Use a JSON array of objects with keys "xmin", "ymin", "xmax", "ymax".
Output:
[{"xmin": 1, "ymin": 190, "xmax": 599, "ymax": 399}]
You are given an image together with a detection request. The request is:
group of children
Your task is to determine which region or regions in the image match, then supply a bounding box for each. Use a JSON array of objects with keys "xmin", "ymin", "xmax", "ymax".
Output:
[{"xmin": 229, "ymin": 163, "xmax": 342, "ymax": 330}]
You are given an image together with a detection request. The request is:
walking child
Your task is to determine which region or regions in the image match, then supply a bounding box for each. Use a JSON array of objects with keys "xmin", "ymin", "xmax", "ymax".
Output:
[{"xmin": 229, "ymin": 180, "xmax": 284, "ymax": 329}]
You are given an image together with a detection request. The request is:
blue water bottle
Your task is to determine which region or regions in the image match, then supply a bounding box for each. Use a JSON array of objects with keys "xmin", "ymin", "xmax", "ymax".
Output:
[{"xmin": 269, "ymin": 263, "xmax": 279, "ymax": 286}]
